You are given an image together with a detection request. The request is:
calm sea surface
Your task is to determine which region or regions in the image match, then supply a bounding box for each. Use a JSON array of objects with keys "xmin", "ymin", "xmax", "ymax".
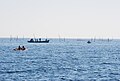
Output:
[{"xmin": 0, "ymin": 38, "xmax": 120, "ymax": 81}]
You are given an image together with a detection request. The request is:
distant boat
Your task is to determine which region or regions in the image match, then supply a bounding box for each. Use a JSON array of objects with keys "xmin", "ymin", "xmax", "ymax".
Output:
[
  {"xmin": 27, "ymin": 38, "xmax": 49, "ymax": 43},
  {"xmin": 87, "ymin": 41, "xmax": 91, "ymax": 44}
]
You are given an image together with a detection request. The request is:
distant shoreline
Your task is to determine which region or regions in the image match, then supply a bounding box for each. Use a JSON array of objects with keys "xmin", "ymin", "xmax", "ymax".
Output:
[{"xmin": 0, "ymin": 37, "xmax": 120, "ymax": 40}]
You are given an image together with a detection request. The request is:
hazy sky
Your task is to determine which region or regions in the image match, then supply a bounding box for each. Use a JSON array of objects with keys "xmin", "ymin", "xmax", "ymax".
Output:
[{"xmin": 0, "ymin": 0, "xmax": 120, "ymax": 38}]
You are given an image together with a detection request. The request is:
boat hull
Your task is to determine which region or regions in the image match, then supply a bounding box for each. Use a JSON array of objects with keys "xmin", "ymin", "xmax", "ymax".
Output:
[{"xmin": 27, "ymin": 40, "xmax": 49, "ymax": 43}]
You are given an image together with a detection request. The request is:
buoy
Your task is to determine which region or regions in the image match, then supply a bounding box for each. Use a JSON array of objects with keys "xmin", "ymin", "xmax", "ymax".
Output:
[{"xmin": 87, "ymin": 41, "xmax": 91, "ymax": 44}]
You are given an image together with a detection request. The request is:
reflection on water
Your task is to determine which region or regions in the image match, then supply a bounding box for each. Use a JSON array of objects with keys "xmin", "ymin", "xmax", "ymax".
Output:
[{"xmin": 0, "ymin": 38, "xmax": 120, "ymax": 81}]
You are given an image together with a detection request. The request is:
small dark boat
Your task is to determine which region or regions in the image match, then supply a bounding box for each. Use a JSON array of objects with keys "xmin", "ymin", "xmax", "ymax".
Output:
[
  {"xmin": 13, "ymin": 48, "xmax": 26, "ymax": 51},
  {"xmin": 87, "ymin": 41, "xmax": 91, "ymax": 44},
  {"xmin": 27, "ymin": 38, "xmax": 49, "ymax": 43},
  {"xmin": 13, "ymin": 46, "xmax": 26, "ymax": 51}
]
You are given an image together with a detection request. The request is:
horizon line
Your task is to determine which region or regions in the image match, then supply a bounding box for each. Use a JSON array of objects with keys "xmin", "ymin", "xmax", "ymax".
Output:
[{"xmin": 0, "ymin": 37, "xmax": 120, "ymax": 39}]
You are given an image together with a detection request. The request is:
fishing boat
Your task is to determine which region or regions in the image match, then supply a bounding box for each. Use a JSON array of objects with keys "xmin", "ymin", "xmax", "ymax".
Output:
[{"xmin": 27, "ymin": 38, "xmax": 49, "ymax": 43}]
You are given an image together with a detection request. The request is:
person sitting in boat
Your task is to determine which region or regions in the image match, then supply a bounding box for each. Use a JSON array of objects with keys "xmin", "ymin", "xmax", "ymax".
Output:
[
  {"xmin": 18, "ymin": 45, "xmax": 21, "ymax": 50},
  {"xmin": 21, "ymin": 46, "xmax": 26, "ymax": 50},
  {"xmin": 13, "ymin": 45, "xmax": 21, "ymax": 51}
]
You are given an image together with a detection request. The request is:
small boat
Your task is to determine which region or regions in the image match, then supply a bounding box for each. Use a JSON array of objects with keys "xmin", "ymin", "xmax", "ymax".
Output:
[
  {"xmin": 13, "ymin": 48, "xmax": 26, "ymax": 51},
  {"xmin": 13, "ymin": 46, "xmax": 26, "ymax": 51},
  {"xmin": 87, "ymin": 41, "xmax": 91, "ymax": 44},
  {"xmin": 27, "ymin": 38, "xmax": 49, "ymax": 43}
]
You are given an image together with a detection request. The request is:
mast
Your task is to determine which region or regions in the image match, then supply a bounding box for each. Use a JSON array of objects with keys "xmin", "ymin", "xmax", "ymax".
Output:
[
  {"xmin": 16, "ymin": 35, "xmax": 18, "ymax": 41},
  {"xmin": 64, "ymin": 37, "xmax": 65, "ymax": 42},
  {"xmin": 33, "ymin": 34, "xmax": 36, "ymax": 39},
  {"xmin": 10, "ymin": 35, "xmax": 12, "ymax": 41}
]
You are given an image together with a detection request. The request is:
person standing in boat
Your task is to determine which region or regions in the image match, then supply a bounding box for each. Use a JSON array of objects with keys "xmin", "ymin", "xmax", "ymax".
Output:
[
  {"xmin": 30, "ymin": 38, "xmax": 34, "ymax": 42},
  {"xmin": 39, "ymin": 38, "xmax": 41, "ymax": 41},
  {"xmin": 45, "ymin": 39, "xmax": 47, "ymax": 41}
]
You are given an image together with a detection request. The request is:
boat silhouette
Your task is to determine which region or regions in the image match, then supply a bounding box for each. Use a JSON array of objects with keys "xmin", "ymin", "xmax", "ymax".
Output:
[
  {"xmin": 13, "ymin": 46, "xmax": 26, "ymax": 51},
  {"xmin": 87, "ymin": 41, "xmax": 91, "ymax": 44},
  {"xmin": 27, "ymin": 38, "xmax": 49, "ymax": 43}
]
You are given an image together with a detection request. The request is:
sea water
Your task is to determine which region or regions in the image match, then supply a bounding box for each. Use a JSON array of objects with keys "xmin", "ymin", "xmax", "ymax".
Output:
[{"xmin": 0, "ymin": 38, "xmax": 120, "ymax": 81}]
